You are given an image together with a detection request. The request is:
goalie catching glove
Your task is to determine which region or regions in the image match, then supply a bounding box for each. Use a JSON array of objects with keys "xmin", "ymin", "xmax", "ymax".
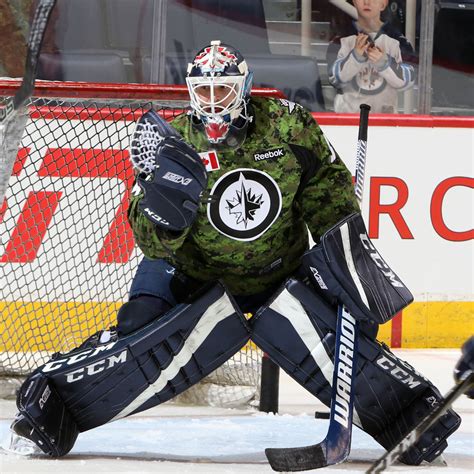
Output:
[{"xmin": 130, "ymin": 109, "xmax": 208, "ymax": 231}]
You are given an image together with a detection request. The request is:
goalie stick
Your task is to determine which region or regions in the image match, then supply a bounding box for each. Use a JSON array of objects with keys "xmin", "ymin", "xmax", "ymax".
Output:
[
  {"xmin": 367, "ymin": 371, "xmax": 474, "ymax": 473},
  {"xmin": 265, "ymin": 104, "xmax": 371, "ymax": 472},
  {"xmin": 0, "ymin": 0, "xmax": 57, "ymax": 203},
  {"xmin": 0, "ymin": 0, "xmax": 56, "ymax": 124}
]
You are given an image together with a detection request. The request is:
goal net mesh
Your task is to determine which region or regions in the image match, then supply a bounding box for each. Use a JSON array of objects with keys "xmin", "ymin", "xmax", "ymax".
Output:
[{"xmin": 0, "ymin": 81, "xmax": 263, "ymax": 407}]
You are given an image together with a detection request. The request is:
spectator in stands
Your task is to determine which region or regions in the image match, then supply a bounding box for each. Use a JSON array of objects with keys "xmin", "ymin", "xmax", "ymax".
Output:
[{"xmin": 327, "ymin": 0, "xmax": 416, "ymax": 113}]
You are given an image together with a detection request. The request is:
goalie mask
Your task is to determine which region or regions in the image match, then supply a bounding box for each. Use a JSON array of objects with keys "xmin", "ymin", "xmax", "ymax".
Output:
[{"xmin": 186, "ymin": 40, "xmax": 253, "ymax": 147}]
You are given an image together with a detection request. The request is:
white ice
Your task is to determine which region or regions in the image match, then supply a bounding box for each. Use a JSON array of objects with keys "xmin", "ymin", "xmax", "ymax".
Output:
[{"xmin": 0, "ymin": 349, "xmax": 472, "ymax": 473}]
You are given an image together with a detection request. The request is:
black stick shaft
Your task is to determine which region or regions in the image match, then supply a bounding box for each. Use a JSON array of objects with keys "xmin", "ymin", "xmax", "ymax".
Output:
[
  {"xmin": 358, "ymin": 104, "xmax": 371, "ymax": 141},
  {"xmin": 0, "ymin": 0, "xmax": 57, "ymax": 205},
  {"xmin": 265, "ymin": 105, "xmax": 373, "ymax": 472},
  {"xmin": 259, "ymin": 354, "xmax": 280, "ymax": 413},
  {"xmin": 14, "ymin": 0, "xmax": 57, "ymax": 110},
  {"xmin": 354, "ymin": 104, "xmax": 371, "ymax": 204}
]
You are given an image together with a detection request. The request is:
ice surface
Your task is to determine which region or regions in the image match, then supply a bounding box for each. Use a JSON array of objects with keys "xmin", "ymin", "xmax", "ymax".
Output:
[{"xmin": 0, "ymin": 349, "xmax": 472, "ymax": 473}]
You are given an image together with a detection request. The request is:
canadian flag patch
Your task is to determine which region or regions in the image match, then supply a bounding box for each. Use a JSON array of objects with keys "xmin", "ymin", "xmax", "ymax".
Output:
[{"xmin": 199, "ymin": 151, "xmax": 220, "ymax": 172}]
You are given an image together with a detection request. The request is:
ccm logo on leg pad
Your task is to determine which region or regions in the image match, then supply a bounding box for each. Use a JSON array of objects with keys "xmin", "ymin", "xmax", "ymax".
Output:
[
  {"xmin": 64, "ymin": 351, "xmax": 128, "ymax": 383},
  {"xmin": 376, "ymin": 355, "xmax": 422, "ymax": 389}
]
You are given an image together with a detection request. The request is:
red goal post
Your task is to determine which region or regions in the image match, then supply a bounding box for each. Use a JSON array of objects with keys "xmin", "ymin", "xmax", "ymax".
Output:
[{"xmin": 0, "ymin": 79, "xmax": 283, "ymax": 408}]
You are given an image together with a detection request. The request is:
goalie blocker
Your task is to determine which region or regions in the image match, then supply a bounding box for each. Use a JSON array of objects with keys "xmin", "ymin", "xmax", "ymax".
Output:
[
  {"xmin": 303, "ymin": 212, "xmax": 414, "ymax": 324},
  {"xmin": 251, "ymin": 278, "xmax": 461, "ymax": 465},
  {"xmin": 11, "ymin": 282, "xmax": 250, "ymax": 456}
]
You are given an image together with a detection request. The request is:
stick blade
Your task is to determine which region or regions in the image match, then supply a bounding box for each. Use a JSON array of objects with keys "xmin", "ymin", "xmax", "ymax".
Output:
[{"xmin": 265, "ymin": 443, "xmax": 326, "ymax": 472}]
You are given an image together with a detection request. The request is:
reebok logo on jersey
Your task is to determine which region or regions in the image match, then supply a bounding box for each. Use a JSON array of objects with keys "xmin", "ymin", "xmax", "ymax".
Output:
[
  {"xmin": 199, "ymin": 150, "xmax": 220, "ymax": 171},
  {"xmin": 254, "ymin": 148, "xmax": 285, "ymax": 162},
  {"xmin": 162, "ymin": 172, "xmax": 192, "ymax": 185}
]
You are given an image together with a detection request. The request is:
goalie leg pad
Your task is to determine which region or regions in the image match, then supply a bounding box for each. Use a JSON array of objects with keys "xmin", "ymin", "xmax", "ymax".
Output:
[
  {"xmin": 14, "ymin": 282, "xmax": 250, "ymax": 456},
  {"xmin": 250, "ymin": 278, "xmax": 461, "ymax": 465}
]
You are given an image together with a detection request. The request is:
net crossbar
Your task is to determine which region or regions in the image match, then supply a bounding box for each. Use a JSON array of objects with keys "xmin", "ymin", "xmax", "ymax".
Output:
[{"xmin": 0, "ymin": 80, "xmax": 283, "ymax": 406}]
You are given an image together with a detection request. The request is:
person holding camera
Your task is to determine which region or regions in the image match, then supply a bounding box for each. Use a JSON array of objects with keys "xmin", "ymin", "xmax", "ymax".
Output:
[{"xmin": 327, "ymin": 0, "xmax": 416, "ymax": 113}]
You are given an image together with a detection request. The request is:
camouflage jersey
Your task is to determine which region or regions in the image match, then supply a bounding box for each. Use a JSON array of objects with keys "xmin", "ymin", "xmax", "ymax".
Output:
[{"xmin": 128, "ymin": 97, "xmax": 359, "ymax": 295}]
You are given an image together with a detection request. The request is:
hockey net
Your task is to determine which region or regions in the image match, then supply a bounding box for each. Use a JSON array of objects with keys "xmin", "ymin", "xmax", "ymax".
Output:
[{"xmin": 0, "ymin": 80, "xmax": 281, "ymax": 408}]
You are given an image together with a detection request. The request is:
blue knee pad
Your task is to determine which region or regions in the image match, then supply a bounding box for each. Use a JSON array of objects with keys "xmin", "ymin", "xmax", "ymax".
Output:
[{"xmin": 129, "ymin": 257, "xmax": 179, "ymax": 302}]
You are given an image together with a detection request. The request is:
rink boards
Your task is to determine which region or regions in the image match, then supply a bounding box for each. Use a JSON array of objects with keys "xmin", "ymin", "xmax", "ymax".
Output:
[{"xmin": 1, "ymin": 111, "xmax": 472, "ymax": 349}]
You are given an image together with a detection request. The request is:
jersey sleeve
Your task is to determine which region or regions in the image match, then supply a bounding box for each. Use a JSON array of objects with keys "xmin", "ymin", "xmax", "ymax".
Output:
[
  {"xmin": 127, "ymin": 183, "xmax": 191, "ymax": 259},
  {"xmin": 289, "ymin": 107, "xmax": 359, "ymax": 242},
  {"xmin": 374, "ymin": 34, "xmax": 416, "ymax": 91}
]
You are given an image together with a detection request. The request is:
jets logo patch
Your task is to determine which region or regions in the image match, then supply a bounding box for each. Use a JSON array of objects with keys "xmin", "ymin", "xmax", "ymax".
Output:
[{"xmin": 207, "ymin": 169, "xmax": 282, "ymax": 241}]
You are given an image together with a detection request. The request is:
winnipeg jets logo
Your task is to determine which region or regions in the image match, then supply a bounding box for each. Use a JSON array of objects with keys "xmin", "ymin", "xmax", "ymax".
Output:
[
  {"xmin": 354, "ymin": 64, "xmax": 385, "ymax": 93},
  {"xmin": 208, "ymin": 169, "xmax": 282, "ymax": 241},
  {"xmin": 226, "ymin": 174, "xmax": 264, "ymax": 227},
  {"xmin": 194, "ymin": 46, "xmax": 237, "ymax": 72}
]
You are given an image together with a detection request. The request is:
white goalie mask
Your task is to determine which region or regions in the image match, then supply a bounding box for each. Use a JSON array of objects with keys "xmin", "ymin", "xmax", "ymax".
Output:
[{"xmin": 186, "ymin": 40, "xmax": 253, "ymax": 145}]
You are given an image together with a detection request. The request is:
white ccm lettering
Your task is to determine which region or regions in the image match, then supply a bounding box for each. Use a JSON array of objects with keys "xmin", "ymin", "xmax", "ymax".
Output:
[
  {"xmin": 65, "ymin": 350, "xmax": 128, "ymax": 383},
  {"xmin": 38, "ymin": 385, "xmax": 51, "ymax": 409},
  {"xmin": 376, "ymin": 355, "xmax": 421, "ymax": 389},
  {"xmin": 42, "ymin": 342, "xmax": 118, "ymax": 373},
  {"xmin": 359, "ymin": 233, "xmax": 404, "ymax": 288},
  {"xmin": 310, "ymin": 266, "xmax": 328, "ymax": 290},
  {"xmin": 333, "ymin": 309, "xmax": 356, "ymax": 428},
  {"xmin": 162, "ymin": 171, "xmax": 192, "ymax": 185},
  {"xmin": 143, "ymin": 207, "xmax": 170, "ymax": 226}
]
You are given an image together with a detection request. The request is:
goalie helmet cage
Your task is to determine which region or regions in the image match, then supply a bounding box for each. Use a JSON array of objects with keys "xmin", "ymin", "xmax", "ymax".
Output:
[{"xmin": 0, "ymin": 79, "xmax": 283, "ymax": 410}]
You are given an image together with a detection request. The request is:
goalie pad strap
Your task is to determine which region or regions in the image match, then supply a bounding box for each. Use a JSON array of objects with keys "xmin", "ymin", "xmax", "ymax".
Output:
[
  {"xmin": 303, "ymin": 212, "xmax": 413, "ymax": 323},
  {"xmin": 15, "ymin": 282, "xmax": 250, "ymax": 456},
  {"xmin": 250, "ymin": 279, "xmax": 460, "ymax": 465}
]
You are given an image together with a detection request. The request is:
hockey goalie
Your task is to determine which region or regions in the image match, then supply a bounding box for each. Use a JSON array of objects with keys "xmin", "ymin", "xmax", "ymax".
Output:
[{"xmin": 10, "ymin": 40, "xmax": 460, "ymax": 467}]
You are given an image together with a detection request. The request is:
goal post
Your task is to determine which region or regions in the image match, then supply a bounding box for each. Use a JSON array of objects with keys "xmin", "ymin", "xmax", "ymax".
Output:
[{"xmin": 0, "ymin": 79, "xmax": 281, "ymax": 409}]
